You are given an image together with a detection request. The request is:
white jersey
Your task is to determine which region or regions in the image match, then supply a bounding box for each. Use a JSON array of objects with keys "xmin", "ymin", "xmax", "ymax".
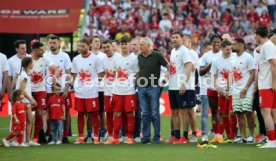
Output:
[
  {"xmin": 231, "ymin": 52, "xmax": 256, "ymax": 95},
  {"xmin": 258, "ymin": 40, "xmax": 276, "ymax": 90},
  {"xmin": 30, "ymin": 56, "xmax": 53, "ymax": 92},
  {"xmin": 112, "ymin": 53, "xmax": 139, "ymax": 95},
  {"xmin": 198, "ymin": 58, "xmax": 209, "ymax": 95},
  {"xmin": 169, "ymin": 45, "xmax": 192, "ymax": 90},
  {"xmin": 190, "ymin": 49, "xmax": 199, "ymax": 90},
  {"xmin": 0, "ymin": 53, "xmax": 9, "ymax": 91},
  {"xmin": 211, "ymin": 53, "xmax": 235, "ymax": 95},
  {"xmin": 102, "ymin": 53, "xmax": 119, "ymax": 96},
  {"xmin": 71, "ymin": 53, "xmax": 104, "ymax": 98},
  {"xmin": 8, "ymin": 54, "xmax": 31, "ymax": 78},
  {"xmin": 93, "ymin": 51, "xmax": 106, "ymax": 92},
  {"xmin": 16, "ymin": 70, "xmax": 32, "ymax": 104},
  {"xmin": 44, "ymin": 50, "xmax": 72, "ymax": 93},
  {"xmin": 200, "ymin": 50, "xmax": 222, "ymax": 90}
]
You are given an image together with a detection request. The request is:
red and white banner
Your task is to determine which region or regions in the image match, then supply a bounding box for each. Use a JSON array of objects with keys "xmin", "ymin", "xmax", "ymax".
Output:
[{"xmin": 0, "ymin": 0, "xmax": 82, "ymax": 34}]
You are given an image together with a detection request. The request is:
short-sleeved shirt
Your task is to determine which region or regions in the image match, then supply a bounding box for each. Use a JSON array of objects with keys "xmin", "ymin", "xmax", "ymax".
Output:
[
  {"xmin": 258, "ymin": 40, "xmax": 276, "ymax": 90},
  {"xmin": 8, "ymin": 54, "xmax": 31, "ymax": 78},
  {"xmin": 93, "ymin": 51, "xmax": 106, "ymax": 92},
  {"xmin": 47, "ymin": 95, "xmax": 64, "ymax": 120},
  {"xmin": 12, "ymin": 102, "xmax": 27, "ymax": 123},
  {"xmin": 0, "ymin": 52, "xmax": 9, "ymax": 91},
  {"xmin": 16, "ymin": 70, "xmax": 32, "ymax": 104},
  {"xmin": 138, "ymin": 50, "xmax": 168, "ymax": 87}
]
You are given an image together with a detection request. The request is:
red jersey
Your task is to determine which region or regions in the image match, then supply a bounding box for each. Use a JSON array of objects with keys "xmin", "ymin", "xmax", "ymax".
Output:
[
  {"xmin": 47, "ymin": 95, "xmax": 64, "ymax": 120},
  {"xmin": 12, "ymin": 102, "xmax": 27, "ymax": 124}
]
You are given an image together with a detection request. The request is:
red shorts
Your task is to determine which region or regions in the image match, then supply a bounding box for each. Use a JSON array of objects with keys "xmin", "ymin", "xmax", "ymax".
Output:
[
  {"xmin": 11, "ymin": 123, "xmax": 25, "ymax": 133},
  {"xmin": 75, "ymin": 97, "xmax": 99, "ymax": 112},
  {"xmin": 47, "ymin": 92, "xmax": 73, "ymax": 109},
  {"xmin": 259, "ymin": 89, "xmax": 276, "ymax": 108},
  {"xmin": 218, "ymin": 96, "xmax": 232, "ymax": 115},
  {"xmin": 104, "ymin": 95, "xmax": 113, "ymax": 113},
  {"xmin": 207, "ymin": 89, "xmax": 218, "ymax": 97},
  {"xmin": 32, "ymin": 91, "xmax": 47, "ymax": 110},
  {"xmin": 112, "ymin": 94, "xmax": 137, "ymax": 113}
]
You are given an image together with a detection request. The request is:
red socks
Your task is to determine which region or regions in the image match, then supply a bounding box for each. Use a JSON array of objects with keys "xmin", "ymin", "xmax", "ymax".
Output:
[
  {"xmin": 218, "ymin": 124, "xmax": 224, "ymax": 135},
  {"xmin": 106, "ymin": 112, "xmax": 113, "ymax": 137},
  {"xmin": 91, "ymin": 111, "xmax": 99, "ymax": 137},
  {"xmin": 267, "ymin": 130, "xmax": 275, "ymax": 141},
  {"xmin": 223, "ymin": 117, "xmax": 231, "ymax": 139},
  {"xmin": 77, "ymin": 112, "xmax": 85, "ymax": 137},
  {"xmin": 127, "ymin": 115, "xmax": 135, "ymax": 138},
  {"xmin": 113, "ymin": 116, "xmax": 122, "ymax": 139},
  {"xmin": 33, "ymin": 114, "xmax": 43, "ymax": 139},
  {"xmin": 213, "ymin": 123, "xmax": 218, "ymax": 134}
]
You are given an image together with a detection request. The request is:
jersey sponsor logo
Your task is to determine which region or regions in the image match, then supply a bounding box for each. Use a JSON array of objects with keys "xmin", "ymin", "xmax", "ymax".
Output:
[
  {"xmin": 232, "ymin": 67, "xmax": 242, "ymax": 81},
  {"xmin": 105, "ymin": 69, "xmax": 115, "ymax": 84},
  {"xmin": 30, "ymin": 71, "xmax": 44, "ymax": 84},
  {"xmin": 78, "ymin": 69, "xmax": 92, "ymax": 83},
  {"xmin": 117, "ymin": 67, "xmax": 128, "ymax": 81},
  {"xmin": 221, "ymin": 69, "xmax": 230, "ymax": 81}
]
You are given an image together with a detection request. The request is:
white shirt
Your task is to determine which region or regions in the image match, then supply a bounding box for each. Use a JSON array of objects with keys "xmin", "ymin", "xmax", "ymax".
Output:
[
  {"xmin": 30, "ymin": 56, "xmax": 53, "ymax": 92},
  {"xmin": 102, "ymin": 53, "xmax": 119, "ymax": 96},
  {"xmin": 8, "ymin": 54, "xmax": 31, "ymax": 78},
  {"xmin": 0, "ymin": 53, "xmax": 9, "ymax": 91},
  {"xmin": 258, "ymin": 40, "xmax": 276, "ymax": 89},
  {"xmin": 231, "ymin": 52, "xmax": 256, "ymax": 95},
  {"xmin": 112, "ymin": 54, "xmax": 139, "ymax": 95},
  {"xmin": 200, "ymin": 50, "xmax": 222, "ymax": 90},
  {"xmin": 159, "ymin": 19, "xmax": 172, "ymax": 31},
  {"xmin": 198, "ymin": 58, "xmax": 208, "ymax": 95},
  {"xmin": 44, "ymin": 50, "xmax": 72, "ymax": 93},
  {"xmin": 16, "ymin": 70, "xmax": 32, "ymax": 104},
  {"xmin": 93, "ymin": 51, "xmax": 106, "ymax": 92},
  {"xmin": 169, "ymin": 45, "xmax": 192, "ymax": 90},
  {"xmin": 71, "ymin": 53, "xmax": 104, "ymax": 98},
  {"xmin": 211, "ymin": 53, "xmax": 235, "ymax": 95}
]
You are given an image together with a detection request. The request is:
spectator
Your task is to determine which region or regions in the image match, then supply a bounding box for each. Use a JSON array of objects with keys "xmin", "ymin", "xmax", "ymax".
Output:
[
  {"xmin": 258, "ymin": 10, "xmax": 272, "ymax": 27},
  {"xmin": 96, "ymin": 24, "xmax": 110, "ymax": 40},
  {"xmin": 220, "ymin": 0, "xmax": 235, "ymax": 13},
  {"xmin": 159, "ymin": 13, "xmax": 172, "ymax": 32},
  {"xmin": 256, "ymin": 1, "xmax": 268, "ymax": 16}
]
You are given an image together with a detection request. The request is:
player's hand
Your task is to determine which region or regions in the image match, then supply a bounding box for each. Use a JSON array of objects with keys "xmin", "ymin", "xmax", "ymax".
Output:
[
  {"xmin": 216, "ymin": 87, "xmax": 224, "ymax": 96},
  {"xmin": 15, "ymin": 119, "xmax": 20, "ymax": 125},
  {"xmin": 225, "ymin": 91, "xmax": 229, "ymax": 99},
  {"xmin": 30, "ymin": 99, "xmax": 37, "ymax": 107},
  {"xmin": 179, "ymin": 84, "xmax": 186, "ymax": 95},
  {"xmin": 240, "ymin": 88, "xmax": 247, "ymax": 99},
  {"xmin": 63, "ymin": 89, "xmax": 69, "ymax": 98}
]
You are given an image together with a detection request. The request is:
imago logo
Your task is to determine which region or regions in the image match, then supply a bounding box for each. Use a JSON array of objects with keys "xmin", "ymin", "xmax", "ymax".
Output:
[{"xmin": 0, "ymin": 9, "xmax": 69, "ymax": 15}]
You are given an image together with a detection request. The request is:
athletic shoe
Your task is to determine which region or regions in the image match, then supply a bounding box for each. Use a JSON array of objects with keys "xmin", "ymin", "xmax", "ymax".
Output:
[
  {"xmin": 256, "ymin": 135, "xmax": 267, "ymax": 144},
  {"xmin": 74, "ymin": 137, "xmax": 84, "ymax": 144},
  {"xmin": 176, "ymin": 137, "xmax": 189, "ymax": 144},
  {"xmin": 255, "ymin": 134, "xmax": 263, "ymax": 142},
  {"xmin": 2, "ymin": 139, "xmax": 11, "ymax": 147},
  {"xmin": 197, "ymin": 141, "xmax": 218, "ymax": 149},
  {"xmin": 94, "ymin": 137, "xmax": 100, "ymax": 144},
  {"xmin": 258, "ymin": 140, "xmax": 276, "ymax": 148},
  {"xmin": 38, "ymin": 129, "xmax": 47, "ymax": 144},
  {"xmin": 126, "ymin": 138, "xmax": 134, "ymax": 144},
  {"xmin": 123, "ymin": 136, "xmax": 128, "ymax": 144},
  {"xmin": 246, "ymin": 136, "xmax": 254, "ymax": 144},
  {"xmin": 19, "ymin": 142, "xmax": 29, "ymax": 147},
  {"xmin": 256, "ymin": 140, "xmax": 267, "ymax": 147},
  {"xmin": 141, "ymin": 138, "xmax": 151, "ymax": 144},
  {"xmin": 223, "ymin": 139, "xmax": 234, "ymax": 144},
  {"xmin": 62, "ymin": 137, "xmax": 69, "ymax": 144},
  {"xmin": 234, "ymin": 137, "xmax": 247, "ymax": 144},
  {"xmin": 201, "ymin": 135, "xmax": 209, "ymax": 142},
  {"xmin": 209, "ymin": 137, "xmax": 224, "ymax": 143},
  {"xmin": 104, "ymin": 138, "xmax": 120, "ymax": 145},
  {"xmin": 165, "ymin": 137, "xmax": 177, "ymax": 144},
  {"xmin": 33, "ymin": 138, "xmax": 39, "ymax": 144},
  {"xmin": 10, "ymin": 141, "xmax": 20, "ymax": 147},
  {"xmin": 85, "ymin": 137, "xmax": 93, "ymax": 144},
  {"xmin": 160, "ymin": 134, "xmax": 164, "ymax": 141},
  {"xmin": 100, "ymin": 137, "xmax": 105, "ymax": 144},
  {"xmin": 56, "ymin": 141, "xmax": 62, "ymax": 145},
  {"xmin": 207, "ymin": 130, "xmax": 215, "ymax": 138},
  {"xmin": 133, "ymin": 137, "xmax": 141, "ymax": 143},
  {"xmin": 48, "ymin": 141, "xmax": 56, "ymax": 145},
  {"xmin": 28, "ymin": 141, "xmax": 41, "ymax": 146},
  {"xmin": 189, "ymin": 135, "xmax": 198, "ymax": 143},
  {"xmin": 152, "ymin": 137, "xmax": 160, "ymax": 144}
]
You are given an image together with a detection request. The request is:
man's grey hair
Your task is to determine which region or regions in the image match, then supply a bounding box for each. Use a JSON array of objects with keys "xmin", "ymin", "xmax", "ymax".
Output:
[{"xmin": 140, "ymin": 37, "xmax": 154, "ymax": 47}]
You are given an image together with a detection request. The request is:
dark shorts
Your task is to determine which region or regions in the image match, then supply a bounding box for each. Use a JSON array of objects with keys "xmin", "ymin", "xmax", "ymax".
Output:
[
  {"xmin": 98, "ymin": 91, "xmax": 104, "ymax": 112},
  {"xmin": 169, "ymin": 90, "xmax": 196, "ymax": 109}
]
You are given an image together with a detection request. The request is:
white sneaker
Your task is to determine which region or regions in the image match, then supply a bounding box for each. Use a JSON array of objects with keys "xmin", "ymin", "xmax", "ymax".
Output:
[
  {"xmin": 100, "ymin": 137, "xmax": 105, "ymax": 144},
  {"xmin": 56, "ymin": 141, "xmax": 62, "ymax": 145},
  {"xmin": 256, "ymin": 135, "xmax": 267, "ymax": 144},
  {"xmin": 10, "ymin": 141, "xmax": 20, "ymax": 147},
  {"xmin": 28, "ymin": 141, "xmax": 41, "ymax": 146},
  {"xmin": 20, "ymin": 142, "xmax": 30, "ymax": 147},
  {"xmin": 201, "ymin": 135, "xmax": 209, "ymax": 142},
  {"xmin": 207, "ymin": 130, "xmax": 215, "ymax": 138},
  {"xmin": 189, "ymin": 135, "xmax": 198, "ymax": 143},
  {"xmin": 259, "ymin": 140, "xmax": 276, "ymax": 148},
  {"xmin": 85, "ymin": 137, "xmax": 93, "ymax": 144},
  {"xmin": 48, "ymin": 141, "xmax": 56, "ymax": 145},
  {"xmin": 133, "ymin": 137, "xmax": 141, "ymax": 143},
  {"xmin": 2, "ymin": 139, "xmax": 11, "ymax": 147},
  {"xmin": 246, "ymin": 136, "xmax": 254, "ymax": 144},
  {"xmin": 123, "ymin": 136, "xmax": 128, "ymax": 144},
  {"xmin": 119, "ymin": 136, "xmax": 124, "ymax": 143}
]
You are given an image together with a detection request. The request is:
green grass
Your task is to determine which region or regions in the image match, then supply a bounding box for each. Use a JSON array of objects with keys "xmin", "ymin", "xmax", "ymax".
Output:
[{"xmin": 0, "ymin": 116, "xmax": 275, "ymax": 161}]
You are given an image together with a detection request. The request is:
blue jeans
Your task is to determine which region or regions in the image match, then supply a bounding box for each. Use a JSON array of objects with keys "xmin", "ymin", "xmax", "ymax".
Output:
[
  {"xmin": 50, "ymin": 120, "xmax": 64, "ymax": 142},
  {"xmin": 138, "ymin": 87, "xmax": 160, "ymax": 140},
  {"xmin": 200, "ymin": 95, "xmax": 209, "ymax": 135},
  {"xmin": 133, "ymin": 92, "xmax": 142, "ymax": 138}
]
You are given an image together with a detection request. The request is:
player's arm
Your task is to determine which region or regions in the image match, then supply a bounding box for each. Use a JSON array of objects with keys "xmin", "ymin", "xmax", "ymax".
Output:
[
  {"xmin": 270, "ymin": 59, "xmax": 276, "ymax": 91},
  {"xmin": 240, "ymin": 69, "xmax": 255, "ymax": 98},
  {"xmin": 199, "ymin": 63, "xmax": 212, "ymax": 76},
  {"xmin": 180, "ymin": 62, "xmax": 192, "ymax": 95},
  {"xmin": 62, "ymin": 104, "xmax": 66, "ymax": 119},
  {"xmin": 0, "ymin": 71, "xmax": 8, "ymax": 99},
  {"xmin": 20, "ymin": 78, "xmax": 37, "ymax": 107},
  {"xmin": 63, "ymin": 69, "xmax": 71, "ymax": 98}
]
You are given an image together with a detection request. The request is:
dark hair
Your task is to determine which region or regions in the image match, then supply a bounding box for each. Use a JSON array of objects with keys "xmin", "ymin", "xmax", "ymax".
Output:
[
  {"xmin": 14, "ymin": 40, "xmax": 26, "ymax": 49},
  {"xmin": 120, "ymin": 36, "xmax": 130, "ymax": 44},
  {"xmin": 111, "ymin": 39, "xmax": 120, "ymax": 45},
  {"xmin": 102, "ymin": 40, "xmax": 112, "ymax": 45},
  {"xmin": 51, "ymin": 83, "xmax": 61, "ymax": 91},
  {"xmin": 91, "ymin": 36, "xmax": 100, "ymax": 42},
  {"xmin": 78, "ymin": 39, "xmax": 90, "ymax": 46},
  {"xmin": 183, "ymin": 33, "xmax": 192, "ymax": 40},
  {"xmin": 210, "ymin": 35, "xmax": 223, "ymax": 42},
  {"xmin": 12, "ymin": 89, "xmax": 23, "ymax": 104},
  {"xmin": 221, "ymin": 40, "xmax": 232, "ymax": 48},
  {"xmin": 172, "ymin": 31, "xmax": 183, "ymax": 37},
  {"xmin": 31, "ymin": 42, "xmax": 44, "ymax": 49},
  {"xmin": 273, "ymin": 28, "xmax": 276, "ymax": 34},
  {"xmin": 255, "ymin": 26, "xmax": 268, "ymax": 38},
  {"xmin": 234, "ymin": 38, "xmax": 245, "ymax": 46},
  {"xmin": 20, "ymin": 57, "xmax": 32, "ymax": 73},
  {"xmin": 46, "ymin": 34, "xmax": 60, "ymax": 41},
  {"xmin": 201, "ymin": 42, "xmax": 211, "ymax": 48}
]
